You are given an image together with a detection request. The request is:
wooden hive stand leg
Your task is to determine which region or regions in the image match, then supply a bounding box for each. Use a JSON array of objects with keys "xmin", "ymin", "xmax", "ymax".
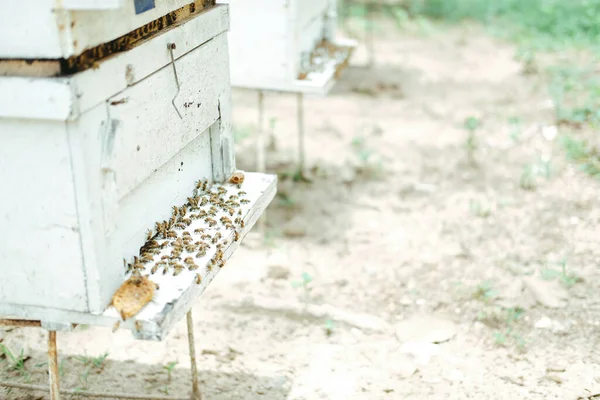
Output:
[
  {"xmin": 186, "ymin": 311, "xmax": 202, "ymax": 400},
  {"xmin": 48, "ymin": 331, "xmax": 60, "ymax": 400},
  {"xmin": 256, "ymin": 90, "xmax": 267, "ymax": 236},
  {"xmin": 294, "ymin": 92, "xmax": 310, "ymax": 182}
]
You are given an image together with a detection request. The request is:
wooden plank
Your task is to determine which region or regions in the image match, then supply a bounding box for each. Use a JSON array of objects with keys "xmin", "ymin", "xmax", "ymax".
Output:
[
  {"xmin": 0, "ymin": 120, "xmax": 88, "ymax": 312},
  {"xmin": 229, "ymin": 38, "xmax": 357, "ymax": 95},
  {"xmin": 0, "ymin": 173, "xmax": 277, "ymax": 340},
  {"xmin": 0, "ymin": 6, "xmax": 229, "ymax": 121},
  {"xmin": 0, "ymin": 60, "xmax": 61, "ymax": 78},
  {"xmin": 73, "ymin": 5, "xmax": 229, "ymax": 116},
  {"xmin": 105, "ymin": 33, "xmax": 229, "ymax": 200},
  {"xmin": 0, "ymin": 0, "xmax": 215, "ymax": 59},
  {"xmin": 116, "ymin": 172, "xmax": 278, "ymax": 340},
  {"xmin": 0, "ymin": 78, "xmax": 74, "ymax": 120}
]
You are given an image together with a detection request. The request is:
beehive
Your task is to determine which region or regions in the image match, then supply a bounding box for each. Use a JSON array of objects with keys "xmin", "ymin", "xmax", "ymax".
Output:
[
  {"xmin": 0, "ymin": 1, "xmax": 277, "ymax": 339},
  {"xmin": 217, "ymin": 0, "xmax": 356, "ymax": 94}
]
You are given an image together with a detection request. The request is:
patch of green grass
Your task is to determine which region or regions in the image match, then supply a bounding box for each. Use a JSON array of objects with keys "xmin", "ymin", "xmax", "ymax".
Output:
[
  {"xmin": 291, "ymin": 272, "xmax": 314, "ymax": 301},
  {"xmin": 469, "ymin": 199, "xmax": 492, "ymax": 218},
  {"xmin": 324, "ymin": 319, "xmax": 335, "ymax": 337},
  {"xmin": 477, "ymin": 306, "xmax": 527, "ymax": 350},
  {"xmin": 0, "ymin": 344, "xmax": 31, "ymax": 382},
  {"xmin": 463, "ymin": 116, "xmax": 480, "ymax": 164},
  {"xmin": 73, "ymin": 352, "xmax": 109, "ymax": 392},
  {"xmin": 350, "ymin": 135, "xmax": 384, "ymax": 179},
  {"xmin": 560, "ymin": 135, "xmax": 600, "ymax": 179},
  {"xmin": 472, "ymin": 280, "xmax": 498, "ymax": 303},
  {"xmin": 541, "ymin": 258, "xmax": 581, "ymax": 287},
  {"xmin": 403, "ymin": 0, "xmax": 600, "ymax": 50},
  {"xmin": 163, "ymin": 361, "xmax": 178, "ymax": 383}
]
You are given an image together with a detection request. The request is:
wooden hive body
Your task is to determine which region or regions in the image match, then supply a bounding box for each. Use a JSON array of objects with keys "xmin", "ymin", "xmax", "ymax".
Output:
[
  {"xmin": 0, "ymin": 4, "xmax": 236, "ymax": 322},
  {"xmin": 217, "ymin": 0, "xmax": 356, "ymax": 94}
]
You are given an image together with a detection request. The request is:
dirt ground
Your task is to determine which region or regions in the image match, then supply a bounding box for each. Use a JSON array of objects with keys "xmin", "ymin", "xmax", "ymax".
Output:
[{"xmin": 2, "ymin": 17, "xmax": 600, "ymax": 400}]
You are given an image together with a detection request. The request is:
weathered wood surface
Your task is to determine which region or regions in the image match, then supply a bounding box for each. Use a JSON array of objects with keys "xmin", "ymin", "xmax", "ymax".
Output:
[
  {"xmin": 0, "ymin": 5, "xmax": 234, "ymax": 317},
  {"xmin": 0, "ymin": 120, "xmax": 88, "ymax": 311},
  {"xmin": 0, "ymin": 6, "xmax": 230, "ymax": 118},
  {"xmin": 219, "ymin": 0, "xmax": 356, "ymax": 95},
  {"xmin": 0, "ymin": 0, "xmax": 216, "ymax": 59}
]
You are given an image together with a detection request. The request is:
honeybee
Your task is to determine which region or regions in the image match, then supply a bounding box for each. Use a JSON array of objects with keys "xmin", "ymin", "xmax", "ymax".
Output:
[
  {"xmin": 168, "ymin": 216, "xmax": 176, "ymax": 228},
  {"xmin": 184, "ymin": 257, "xmax": 194, "ymax": 265},
  {"xmin": 185, "ymin": 245, "xmax": 195, "ymax": 253},
  {"xmin": 220, "ymin": 216, "xmax": 232, "ymax": 225},
  {"xmin": 240, "ymin": 199, "xmax": 250, "ymax": 205},
  {"xmin": 215, "ymin": 249, "xmax": 223, "ymax": 260},
  {"xmin": 188, "ymin": 263, "xmax": 199, "ymax": 271},
  {"xmin": 174, "ymin": 237, "xmax": 184, "ymax": 246},
  {"xmin": 141, "ymin": 253, "xmax": 154, "ymax": 262},
  {"xmin": 196, "ymin": 249, "xmax": 207, "ymax": 258},
  {"xmin": 217, "ymin": 187, "xmax": 227, "ymax": 195},
  {"xmin": 182, "ymin": 218, "xmax": 192, "ymax": 225},
  {"xmin": 227, "ymin": 207, "xmax": 235, "ymax": 216},
  {"xmin": 187, "ymin": 196, "xmax": 199, "ymax": 208},
  {"xmin": 225, "ymin": 223, "xmax": 234, "ymax": 230},
  {"xmin": 205, "ymin": 218, "xmax": 217, "ymax": 227},
  {"xmin": 194, "ymin": 228, "xmax": 205, "ymax": 234},
  {"xmin": 162, "ymin": 266, "xmax": 169, "ymax": 275},
  {"xmin": 167, "ymin": 231, "xmax": 178, "ymax": 239},
  {"xmin": 172, "ymin": 206, "xmax": 180, "ymax": 217},
  {"xmin": 161, "ymin": 255, "xmax": 170, "ymax": 260},
  {"xmin": 173, "ymin": 265, "xmax": 184, "ymax": 276},
  {"xmin": 211, "ymin": 236, "xmax": 218, "ymax": 244},
  {"xmin": 195, "ymin": 179, "xmax": 208, "ymax": 191},
  {"xmin": 237, "ymin": 209, "xmax": 242, "ymax": 216},
  {"xmin": 175, "ymin": 222, "xmax": 186, "ymax": 230},
  {"xmin": 201, "ymin": 233, "xmax": 211, "ymax": 240},
  {"xmin": 234, "ymin": 231, "xmax": 240, "ymax": 242},
  {"xmin": 182, "ymin": 231, "xmax": 191, "ymax": 237},
  {"xmin": 146, "ymin": 230, "xmax": 154, "ymax": 241},
  {"xmin": 208, "ymin": 207, "xmax": 218, "ymax": 216},
  {"xmin": 218, "ymin": 259, "xmax": 225, "ymax": 268},
  {"xmin": 229, "ymin": 195, "xmax": 239, "ymax": 201},
  {"xmin": 171, "ymin": 251, "xmax": 182, "ymax": 259},
  {"xmin": 239, "ymin": 191, "xmax": 247, "ymax": 196},
  {"xmin": 200, "ymin": 197, "xmax": 208, "ymax": 206},
  {"xmin": 195, "ymin": 274, "xmax": 202, "ymax": 284},
  {"xmin": 234, "ymin": 217, "xmax": 245, "ymax": 228}
]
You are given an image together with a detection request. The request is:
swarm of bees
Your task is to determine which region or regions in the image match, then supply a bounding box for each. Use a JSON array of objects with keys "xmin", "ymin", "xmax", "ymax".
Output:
[{"xmin": 122, "ymin": 172, "xmax": 248, "ymax": 290}]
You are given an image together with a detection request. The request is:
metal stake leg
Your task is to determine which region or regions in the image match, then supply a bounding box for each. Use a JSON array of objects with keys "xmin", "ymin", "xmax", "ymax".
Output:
[
  {"xmin": 256, "ymin": 91, "xmax": 267, "ymax": 235},
  {"xmin": 48, "ymin": 331, "xmax": 60, "ymax": 400},
  {"xmin": 186, "ymin": 311, "xmax": 202, "ymax": 400},
  {"xmin": 296, "ymin": 92, "xmax": 307, "ymax": 180}
]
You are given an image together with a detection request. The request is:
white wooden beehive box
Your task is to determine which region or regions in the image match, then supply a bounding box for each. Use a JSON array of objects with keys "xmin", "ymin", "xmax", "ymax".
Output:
[
  {"xmin": 0, "ymin": 2, "xmax": 277, "ymax": 340},
  {"xmin": 217, "ymin": 0, "xmax": 357, "ymax": 94}
]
